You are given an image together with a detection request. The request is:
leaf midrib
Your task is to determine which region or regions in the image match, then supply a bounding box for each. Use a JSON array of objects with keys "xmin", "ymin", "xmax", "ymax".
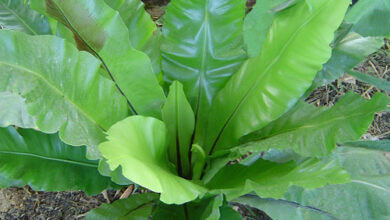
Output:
[
  {"xmin": 0, "ymin": 61, "xmax": 107, "ymax": 131},
  {"xmin": 192, "ymin": 0, "xmax": 210, "ymax": 140},
  {"xmin": 0, "ymin": 1, "xmax": 38, "ymax": 35},
  {"xmin": 121, "ymin": 200, "xmax": 156, "ymax": 219},
  {"xmin": 238, "ymin": 195, "xmax": 341, "ymax": 220},
  {"xmin": 352, "ymin": 180, "xmax": 390, "ymax": 193},
  {"xmin": 0, "ymin": 150, "xmax": 97, "ymax": 168},
  {"xmin": 250, "ymin": 109, "xmax": 377, "ymax": 142},
  {"xmin": 49, "ymin": 0, "xmax": 137, "ymax": 114},
  {"xmin": 210, "ymin": 1, "xmax": 331, "ymax": 153}
]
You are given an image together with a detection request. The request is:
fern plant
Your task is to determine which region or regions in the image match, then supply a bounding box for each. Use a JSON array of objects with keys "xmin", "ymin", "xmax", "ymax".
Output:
[{"xmin": 0, "ymin": 0, "xmax": 389, "ymax": 219}]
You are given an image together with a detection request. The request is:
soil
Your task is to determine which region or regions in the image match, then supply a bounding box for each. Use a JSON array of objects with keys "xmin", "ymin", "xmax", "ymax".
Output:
[
  {"xmin": 0, "ymin": 187, "xmax": 108, "ymax": 220},
  {"xmin": 0, "ymin": 1, "xmax": 389, "ymax": 220}
]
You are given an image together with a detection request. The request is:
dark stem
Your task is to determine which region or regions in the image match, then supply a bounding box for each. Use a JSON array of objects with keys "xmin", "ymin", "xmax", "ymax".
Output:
[
  {"xmin": 183, "ymin": 204, "xmax": 189, "ymax": 220},
  {"xmin": 175, "ymin": 130, "xmax": 183, "ymax": 177}
]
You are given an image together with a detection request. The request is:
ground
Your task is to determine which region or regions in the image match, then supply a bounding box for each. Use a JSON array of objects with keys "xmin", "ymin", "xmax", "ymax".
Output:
[{"xmin": 1, "ymin": 1, "xmax": 389, "ymax": 219}]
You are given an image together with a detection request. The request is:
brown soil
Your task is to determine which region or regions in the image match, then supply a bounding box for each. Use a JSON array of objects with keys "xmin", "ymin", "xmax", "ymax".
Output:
[
  {"xmin": 307, "ymin": 42, "xmax": 390, "ymax": 139},
  {"xmin": 0, "ymin": 187, "xmax": 119, "ymax": 220}
]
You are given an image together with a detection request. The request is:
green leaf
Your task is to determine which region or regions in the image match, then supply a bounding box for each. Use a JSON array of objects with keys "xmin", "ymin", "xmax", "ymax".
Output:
[
  {"xmin": 0, "ymin": 92, "xmax": 36, "ymax": 128},
  {"xmin": 347, "ymin": 70, "xmax": 390, "ymax": 93},
  {"xmin": 219, "ymin": 204, "xmax": 242, "ymax": 220},
  {"xmin": 279, "ymin": 146, "xmax": 390, "ymax": 220},
  {"xmin": 233, "ymin": 195, "xmax": 336, "ymax": 220},
  {"xmin": 31, "ymin": 0, "xmax": 165, "ymax": 118},
  {"xmin": 205, "ymin": 0, "xmax": 350, "ymax": 155},
  {"xmin": 99, "ymin": 116, "xmax": 206, "ymax": 204},
  {"xmin": 0, "ymin": 0, "xmax": 50, "ymax": 35},
  {"xmin": 0, "ymin": 127, "xmax": 116, "ymax": 195},
  {"xmin": 314, "ymin": 32, "xmax": 383, "ymax": 86},
  {"xmin": 162, "ymin": 81, "xmax": 195, "ymax": 178},
  {"xmin": 105, "ymin": 0, "xmax": 162, "ymax": 74},
  {"xmin": 161, "ymin": 0, "xmax": 247, "ymax": 146},
  {"xmin": 55, "ymin": 22, "xmax": 76, "ymax": 45},
  {"xmin": 0, "ymin": 30, "xmax": 128, "ymax": 159},
  {"xmin": 191, "ymin": 144, "xmax": 206, "ymax": 181},
  {"xmin": 343, "ymin": 140, "xmax": 390, "ymax": 151},
  {"xmin": 98, "ymin": 158, "xmax": 133, "ymax": 186},
  {"xmin": 244, "ymin": 0, "xmax": 300, "ymax": 58},
  {"xmin": 206, "ymin": 157, "xmax": 350, "ymax": 201},
  {"xmin": 239, "ymin": 92, "xmax": 388, "ymax": 157},
  {"xmin": 86, "ymin": 193, "xmax": 159, "ymax": 220},
  {"xmin": 152, "ymin": 195, "xmax": 223, "ymax": 220},
  {"xmin": 108, "ymin": 0, "xmax": 155, "ymax": 51},
  {"xmin": 345, "ymin": 0, "xmax": 390, "ymax": 37}
]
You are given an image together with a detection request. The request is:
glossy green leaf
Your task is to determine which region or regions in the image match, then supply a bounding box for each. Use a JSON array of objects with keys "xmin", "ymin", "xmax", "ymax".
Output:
[
  {"xmin": 207, "ymin": 157, "xmax": 349, "ymax": 201},
  {"xmin": 144, "ymin": 30, "xmax": 163, "ymax": 76},
  {"xmin": 205, "ymin": 0, "xmax": 350, "ymax": 155},
  {"xmin": 0, "ymin": 0, "xmax": 50, "ymax": 35},
  {"xmin": 99, "ymin": 116, "xmax": 206, "ymax": 204},
  {"xmin": 0, "ymin": 30, "xmax": 128, "ymax": 159},
  {"xmin": 314, "ymin": 32, "xmax": 383, "ymax": 86},
  {"xmin": 31, "ymin": 0, "xmax": 165, "ymax": 118},
  {"xmin": 86, "ymin": 193, "xmax": 159, "ymax": 220},
  {"xmin": 239, "ymin": 92, "xmax": 388, "ymax": 157},
  {"xmin": 0, "ymin": 92, "xmax": 36, "ymax": 128},
  {"xmin": 152, "ymin": 195, "xmax": 223, "ymax": 220},
  {"xmin": 161, "ymin": 0, "xmax": 247, "ymax": 145},
  {"xmin": 233, "ymin": 195, "xmax": 336, "ymax": 220},
  {"xmin": 348, "ymin": 70, "xmax": 390, "ymax": 93},
  {"xmin": 244, "ymin": 0, "xmax": 300, "ymax": 57},
  {"xmin": 279, "ymin": 146, "xmax": 390, "ymax": 220},
  {"xmin": 345, "ymin": 0, "xmax": 390, "ymax": 37},
  {"xmin": 105, "ymin": 0, "xmax": 161, "ymax": 74},
  {"xmin": 0, "ymin": 127, "xmax": 116, "ymax": 195},
  {"xmin": 107, "ymin": 0, "xmax": 155, "ymax": 51},
  {"xmin": 162, "ymin": 81, "xmax": 195, "ymax": 178}
]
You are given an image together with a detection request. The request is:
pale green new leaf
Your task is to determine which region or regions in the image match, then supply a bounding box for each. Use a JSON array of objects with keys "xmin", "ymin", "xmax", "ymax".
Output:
[
  {"xmin": 0, "ymin": 92, "xmax": 36, "ymax": 128},
  {"xmin": 0, "ymin": 0, "xmax": 50, "ymax": 35},
  {"xmin": 278, "ymin": 146, "xmax": 390, "ymax": 220},
  {"xmin": 207, "ymin": 157, "xmax": 349, "ymax": 201},
  {"xmin": 0, "ymin": 127, "xmax": 116, "ymax": 195},
  {"xmin": 0, "ymin": 30, "xmax": 128, "ymax": 159},
  {"xmin": 161, "ymin": 0, "xmax": 247, "ymax": 145},
  {"xmin": 205, "ymin": 0, "xmax": 350, "ymax": 154},
  {"xmin": 314, "ymin": 32, "xmax": 383, "ymax": 86},
  {"xmin": 244, "ymin": 0, "xmax": 301, "ymax": 57},
  {"xmin": 86, "ymin": 193, "xmax": 159, "ymax": 220},
  {"xmin": 31, "ymin": 0, "xmax": 165, "ymax": 118},
  {"xmin": 152, "ymin": 195, "xmax": 223, "ymax": 220},
  {"xmin": 345, "ymin": 0, "xmax": 390, "ymax": 37},
  {"xmin": 162, "ymin": 81, "xmax": 195, "ymax": 178},
  {"xmin": 99, "ymin": 116, "xmax": 206, "ymax": 204},
  {"xmin": 239, "ymin": 92, "xmax": 388, "ymax": 157}
]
